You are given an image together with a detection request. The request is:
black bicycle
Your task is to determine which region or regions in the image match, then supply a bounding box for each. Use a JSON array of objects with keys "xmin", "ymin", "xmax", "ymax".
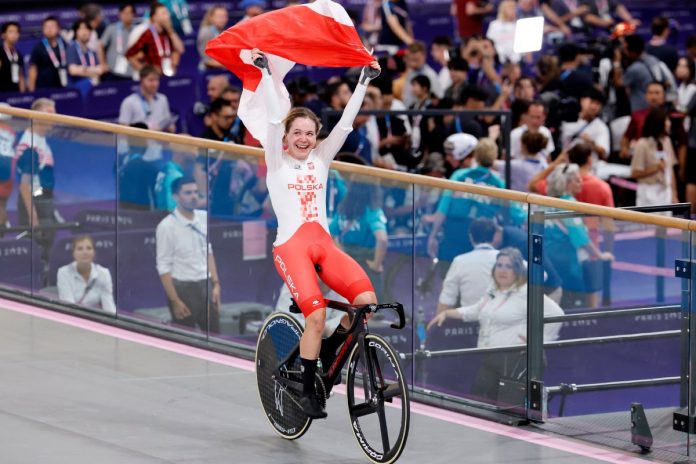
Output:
[{"xmin": 255, "ymin": 299, "xmax": 410, "ymax": 463}]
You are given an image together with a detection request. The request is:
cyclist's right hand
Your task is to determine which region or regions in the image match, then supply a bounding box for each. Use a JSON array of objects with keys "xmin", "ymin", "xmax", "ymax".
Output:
[
  {"xmin": 173, "ymin": 299, "xmax": 192, "ymax": 319},
  {"xmin": 251, "ymin": 48, "xmax": 268, "ymax": 69}
]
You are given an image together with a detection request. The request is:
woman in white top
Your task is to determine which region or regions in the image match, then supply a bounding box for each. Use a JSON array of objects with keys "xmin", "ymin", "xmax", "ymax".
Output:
[
  {"xmin": 428, "ymin": 247, "xmax": 563, "ymax": 400},
  {"xmin": 57, "ymin": 235, "xmax": 116, "ymax": 314},
  {"xmin": 485, "ymin": 0, "xmax": 520, "ymax": 64}
]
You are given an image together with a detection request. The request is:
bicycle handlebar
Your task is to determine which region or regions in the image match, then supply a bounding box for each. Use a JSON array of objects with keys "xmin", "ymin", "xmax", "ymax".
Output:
[{"xmin": 288, "ymin": 299, "xmax": 407, "ymax": 331}]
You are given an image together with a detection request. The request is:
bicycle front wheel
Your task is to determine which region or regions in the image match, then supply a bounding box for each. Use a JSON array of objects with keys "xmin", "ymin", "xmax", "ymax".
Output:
[
  {"xmin": 346, "ymin": 333, "xmax": 410, "ymax": 464},
  {"xmin": 256, "ymin": 313, "xmax": 311, "ymax": 440}
]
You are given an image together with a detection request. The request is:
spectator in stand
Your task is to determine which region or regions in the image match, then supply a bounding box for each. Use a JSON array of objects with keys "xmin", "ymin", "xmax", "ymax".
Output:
[
  {"xmin": 409, "ymin": 75, "xmax": 433, "ymax": 161},
  {"xmin": 557, "ymin": 43, "xmax": 594, "ymax": 100},
  {"xmin": 428, "ymin": 247, "xmax": 564, "ymax": 400},
  {"xmin": 485, "ymin": 0, "xmax": 520, "ymax": 64},
  {"xmin": 197, "ymin": 4, "xmax": 229, "ymax": 71},
  {"xmin": 630, "ymin": 107, "xmax": 678, "ymax": 206},
  {"xmin": 101, "ymin": 4, "xmax": 136, "ymax": 80},
  {"xmin": 676, "ymin": 58, "xmax": 696, "ymax": 115},
  {"xmin": 341, "ymin": 93, "xmax": 379, "ymax": 165},
  {"xmin": 542, "ymin": 162, "xmax": 614, "ymax": 308},
  {"xmin": 397, "ymin": 41, "xmax": 442, "ymax": 108},
  {"xmin": 323, "ymin": 80, "xmax": 352, "ymax": 131},
  {"xmin": 15, "ymin": 99, "xmax": 59, "ymax": 258},
  {"xmin": 192, "ymin": 75, "xmax": 230, "ymax": 132},
  {"xmin": 442, "ymin": 133, "xmax": 478, "ymax": 178},
  {"xmin": 683, "ymin": 65, "xmax": 696, "ymax": 215},
  {"xmin": 619, "ymin": 81, "xmax": 665, "ymax": 158},
  {"xmin": 437, "ymin": 217, "xmax": 500, "ymax": 312},
  {"xmin": 28, "ymin": 16, "xmax": 68, "ymax": 91},
  {"xmin": 510, "ymin": 101, "xmax": 554, "ymax": 159},
  {"xmin": 582, "ymin": 0, "xmax": 640, "ymax": 31},
  {"xmin": 688, "ymin": 35, "xmax": 696, "ymax": 63},
  {"xmin": 431, "ymin": 36, "xmax": 452, "ymax": 93},
  {"xmin": 67, "ymin": 19, "xmax": 105, "ymax": 97},
  {"xmin": 221, "ymin": 85, "xmax": 248, "ymax": 144},
  {"xmin": 452, "ymin": 0, "xmax": 494, "ymax": 39},
  {"xmin": 646, "ymin": 16, "xmax": 678, "ymax": 73},
  {"xmin": 530, "ymin": 143, "xmax": 614, "ymax": 209},
  {"xmin": 0, "ymin": 109, "xmax": 15, "ymax": 229},
  {"xmin": 126, "ymin": 2, "xmax": 184, "ymax": 77},
  {"xmin": 238, "ymin": 0, "xmax": 266, "ymax": 23},
  {"xmin": 155, "ymin": 145, "xmax": 198, "ymax": 211},
  {"xmin": 199, "ymin": 98, "xmax": 234, "ymax": 142},
  {"xmin": 613, "ymin": 34, "xmax": 674, "ymax": 113},
  {"xmin": 427, "ymin": 139, "xmax": 505, "ymax": 262},
  {"xmin": 0, "ymin": 22, "xmax": 25, "ymax": 93},
  {"xmin": 156, "ymin": 0, "xmax": 193, "ymax": 37},
  {"xmin": 535, "ymin": 54, "xmax": 562, "ymax": 95},
  {"xmin": 156, "ymin": 176, "xmax": 221, "ymax": 332},
  {"xmin": 361, "ymin": 0, "xmax": 382, "ymax": 49},
  {"xmin": 544, "ymin": 0, "xmax": 591, "ymax": 36},
  {"xmin": 453, "ymin": 85, "xmax": 489, "ymax": 139},
  {"xmin": 560, "ymin": 87, "xmax": 610, "ymax": 164},
  {"xmin": 119, "ymin": 65, "xmax": 175, "ymax": 132},
  {"xmin": 461, "ymin": 36, "xmax": 501, "ymax": 98},
  {"xmin": 505, "ymin": 131, "xmax": 549, "ymax": 192},
  {"xmin": 377, "ymin": 0, "xmax": 413, "ymax": 55},
  {"xmin": 443, "ymin": 56, "xmax": 469, "ymax": 102},
  {"xmin": 57, "ymin": 235, "xmax": 116, "ymax": 314}
]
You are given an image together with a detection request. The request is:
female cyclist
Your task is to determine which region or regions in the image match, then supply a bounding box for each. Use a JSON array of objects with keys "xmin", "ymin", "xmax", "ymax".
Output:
[{"xmin": 251, "ymin": 48, "xmax": 381, "ymax": 419}]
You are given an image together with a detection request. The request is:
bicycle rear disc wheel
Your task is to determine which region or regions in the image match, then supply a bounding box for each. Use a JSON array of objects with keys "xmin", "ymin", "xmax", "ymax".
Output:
[
  {"xmin": 256, "ymin": 313, "xmax": 311, "ymax": 440},
  {"xmin": 346, "ymin": 333, "xmax": 410, "ymax": 463}
]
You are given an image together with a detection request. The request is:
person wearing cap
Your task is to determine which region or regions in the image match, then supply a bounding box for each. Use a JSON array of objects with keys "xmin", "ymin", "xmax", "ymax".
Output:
[
  {"xmin": 427, "ymin": 138, "xmax": 506, "ymax": 263},
  {"xmin": 557, "ymin": 43, "xmax": 594, "ymax": 101},
  {"xmin": 442, "ymin": 132, "xmax": 477, "ymax": 178},
  {"xmin": 560, "ymin": 87, "xmax": 610, "ymax": 164},
  {"xmin": 238, "ymin": 0, "xmax": 266, "ymax": 24}
]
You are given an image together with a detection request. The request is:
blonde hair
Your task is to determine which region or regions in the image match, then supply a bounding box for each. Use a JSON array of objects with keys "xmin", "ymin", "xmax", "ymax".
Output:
[
  {"xmin": 474, "ymin": 138, "xmax": 498, "ymax": 167},
  {"xmin": 497, "ymin": 0, "xmax": 516, "ymax": 21},
  {"xmin": 200, "ymin": 4, "xmax": 227, "ymax": 29}
]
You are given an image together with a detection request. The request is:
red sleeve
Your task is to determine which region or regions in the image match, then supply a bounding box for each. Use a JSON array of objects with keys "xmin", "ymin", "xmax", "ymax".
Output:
[
  {"xmin": 537, "ymin": 179, "xmax": 547, "ymax": 195},
  {"xmin": 624, "ymin": 116, "xmax": 637, "ymax": 141},
  {"xmin": 125, "ymin": 30, "xmax": 150, "ymax": 59},
  {"xmin": 601, "ymin": 182, "xmax": 614, "ymax": 207}
]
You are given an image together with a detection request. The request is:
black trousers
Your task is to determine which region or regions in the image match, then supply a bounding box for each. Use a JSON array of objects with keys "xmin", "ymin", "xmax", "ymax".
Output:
[{"xmin": 170, "ymin": 279, "xmax": 220, "ymax": 333}]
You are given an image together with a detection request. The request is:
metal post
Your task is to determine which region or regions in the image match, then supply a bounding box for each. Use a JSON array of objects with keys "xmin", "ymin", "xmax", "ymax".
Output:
[
  {"xmin": 527, "ymin": 210, "xmax": 546, "ymax": 421},
  {"xmin": 502, "ymin": 113, "xmax": 512, "ymax": 190}
]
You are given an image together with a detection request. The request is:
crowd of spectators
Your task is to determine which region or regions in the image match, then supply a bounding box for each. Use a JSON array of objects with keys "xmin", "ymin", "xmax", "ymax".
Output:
[{"xmin": 1, "ymin": 0, "xmax": 695, "ymax": 318}]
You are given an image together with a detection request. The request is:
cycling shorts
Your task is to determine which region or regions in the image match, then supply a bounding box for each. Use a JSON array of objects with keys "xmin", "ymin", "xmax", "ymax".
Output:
[{"xmin": 273, "ymin": 221, "xmax": 374, "ymax": 317}]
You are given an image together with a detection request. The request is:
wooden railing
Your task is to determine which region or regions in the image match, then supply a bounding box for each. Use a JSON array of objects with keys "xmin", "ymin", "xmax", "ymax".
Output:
[{"xmin": 2, "ymin": 105, "xmax": 694, "ymax": 231}]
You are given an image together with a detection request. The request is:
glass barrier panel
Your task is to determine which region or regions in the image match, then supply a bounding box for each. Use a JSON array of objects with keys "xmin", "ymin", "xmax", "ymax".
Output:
[
  {"xmin": 28, "ymin": 120, "xmax": 118, "ymax": 317},
  {"xmin": 535, "ymin": 204, "xmax": 689, "ymax": 460},
  {"xmin": 413, "ymin": 178, "xmax": 529, "ymax": 415},
  {"xmin": 115, "ymin": 135, "xmax": 207, "ymax": 336},
  {"xmin": 0, "ymin": 115, "xmax": 35, "ymax": 294},
  {"xmin": 205, "ymin": 149, "xmax": 277, "ymax": 349}
]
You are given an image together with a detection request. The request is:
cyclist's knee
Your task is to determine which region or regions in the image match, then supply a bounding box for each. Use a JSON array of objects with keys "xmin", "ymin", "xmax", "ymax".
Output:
[
  {"xmin": 305, "ymin": 308, "xmax": 326, "ymax": 335},
  {"xmin": 352, "ymin": 291, "xmax": 377, "ymax": 306}
]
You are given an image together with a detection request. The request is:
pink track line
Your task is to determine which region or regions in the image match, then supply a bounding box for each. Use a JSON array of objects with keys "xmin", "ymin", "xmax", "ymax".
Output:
[{"xmin": 0, "ymin": 297, "xmax": 656, "ymax": 464}]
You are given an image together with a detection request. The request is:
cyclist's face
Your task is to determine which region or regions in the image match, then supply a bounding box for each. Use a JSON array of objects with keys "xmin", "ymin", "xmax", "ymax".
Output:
[{"xmin": 284, "ymin": 117, "xmax": 317, "ymax": 159}]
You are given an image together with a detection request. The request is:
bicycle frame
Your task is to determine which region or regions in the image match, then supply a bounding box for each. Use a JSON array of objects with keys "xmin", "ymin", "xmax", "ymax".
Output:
[{"xmin": 274, "ymin": 300, "xmax": 405, "ymax": 396}]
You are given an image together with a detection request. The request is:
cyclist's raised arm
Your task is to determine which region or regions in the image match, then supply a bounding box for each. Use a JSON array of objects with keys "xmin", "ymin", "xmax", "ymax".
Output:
[
  {"xmin": 253, "ymin": 50, "xmax": 285, "ymax": 172},
  {"xmin": 317, "ymin": 62, "xmax": 380, "ymax": 163}
]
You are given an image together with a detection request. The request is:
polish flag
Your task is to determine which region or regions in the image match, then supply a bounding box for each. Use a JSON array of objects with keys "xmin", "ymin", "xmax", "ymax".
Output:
[{"xmin": 205, "ymin": 0, "xmax": 373, "ymax": 146}]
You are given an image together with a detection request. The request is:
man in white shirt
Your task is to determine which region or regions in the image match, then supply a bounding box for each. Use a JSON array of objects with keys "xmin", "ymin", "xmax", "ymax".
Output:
[
  {"xmin": 156, "ymin": 176, "xmax": 221, "ymax": 331},
  {"xmin": 560, "ymin": 87, "xmax": 610, "ymax": 165},
  {"xmin": 118, "ymin": 65, "xmax": 175, "ymax": 132},
  {"xmin": 400, "ymin": 41, "xmax": 443, "ymax": 108},
  {"xmin": 510, "ymin": 101, "xmax": 555, "ymax": 159},
  {"xmin": 437, "ymin": 217, "xmax": 500, "ymax": 313}
]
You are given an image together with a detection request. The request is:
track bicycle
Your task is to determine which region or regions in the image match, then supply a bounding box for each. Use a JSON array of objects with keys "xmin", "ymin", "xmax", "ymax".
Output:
[{"xmin": 255, "ymin": 299, "xmax": 410, "ymax": 463}]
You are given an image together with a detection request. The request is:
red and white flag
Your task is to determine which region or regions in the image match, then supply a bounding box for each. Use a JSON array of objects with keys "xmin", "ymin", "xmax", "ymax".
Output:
[{"xmin": 205, "ymin": 0, "xmax": 373, "ymax": 146}]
